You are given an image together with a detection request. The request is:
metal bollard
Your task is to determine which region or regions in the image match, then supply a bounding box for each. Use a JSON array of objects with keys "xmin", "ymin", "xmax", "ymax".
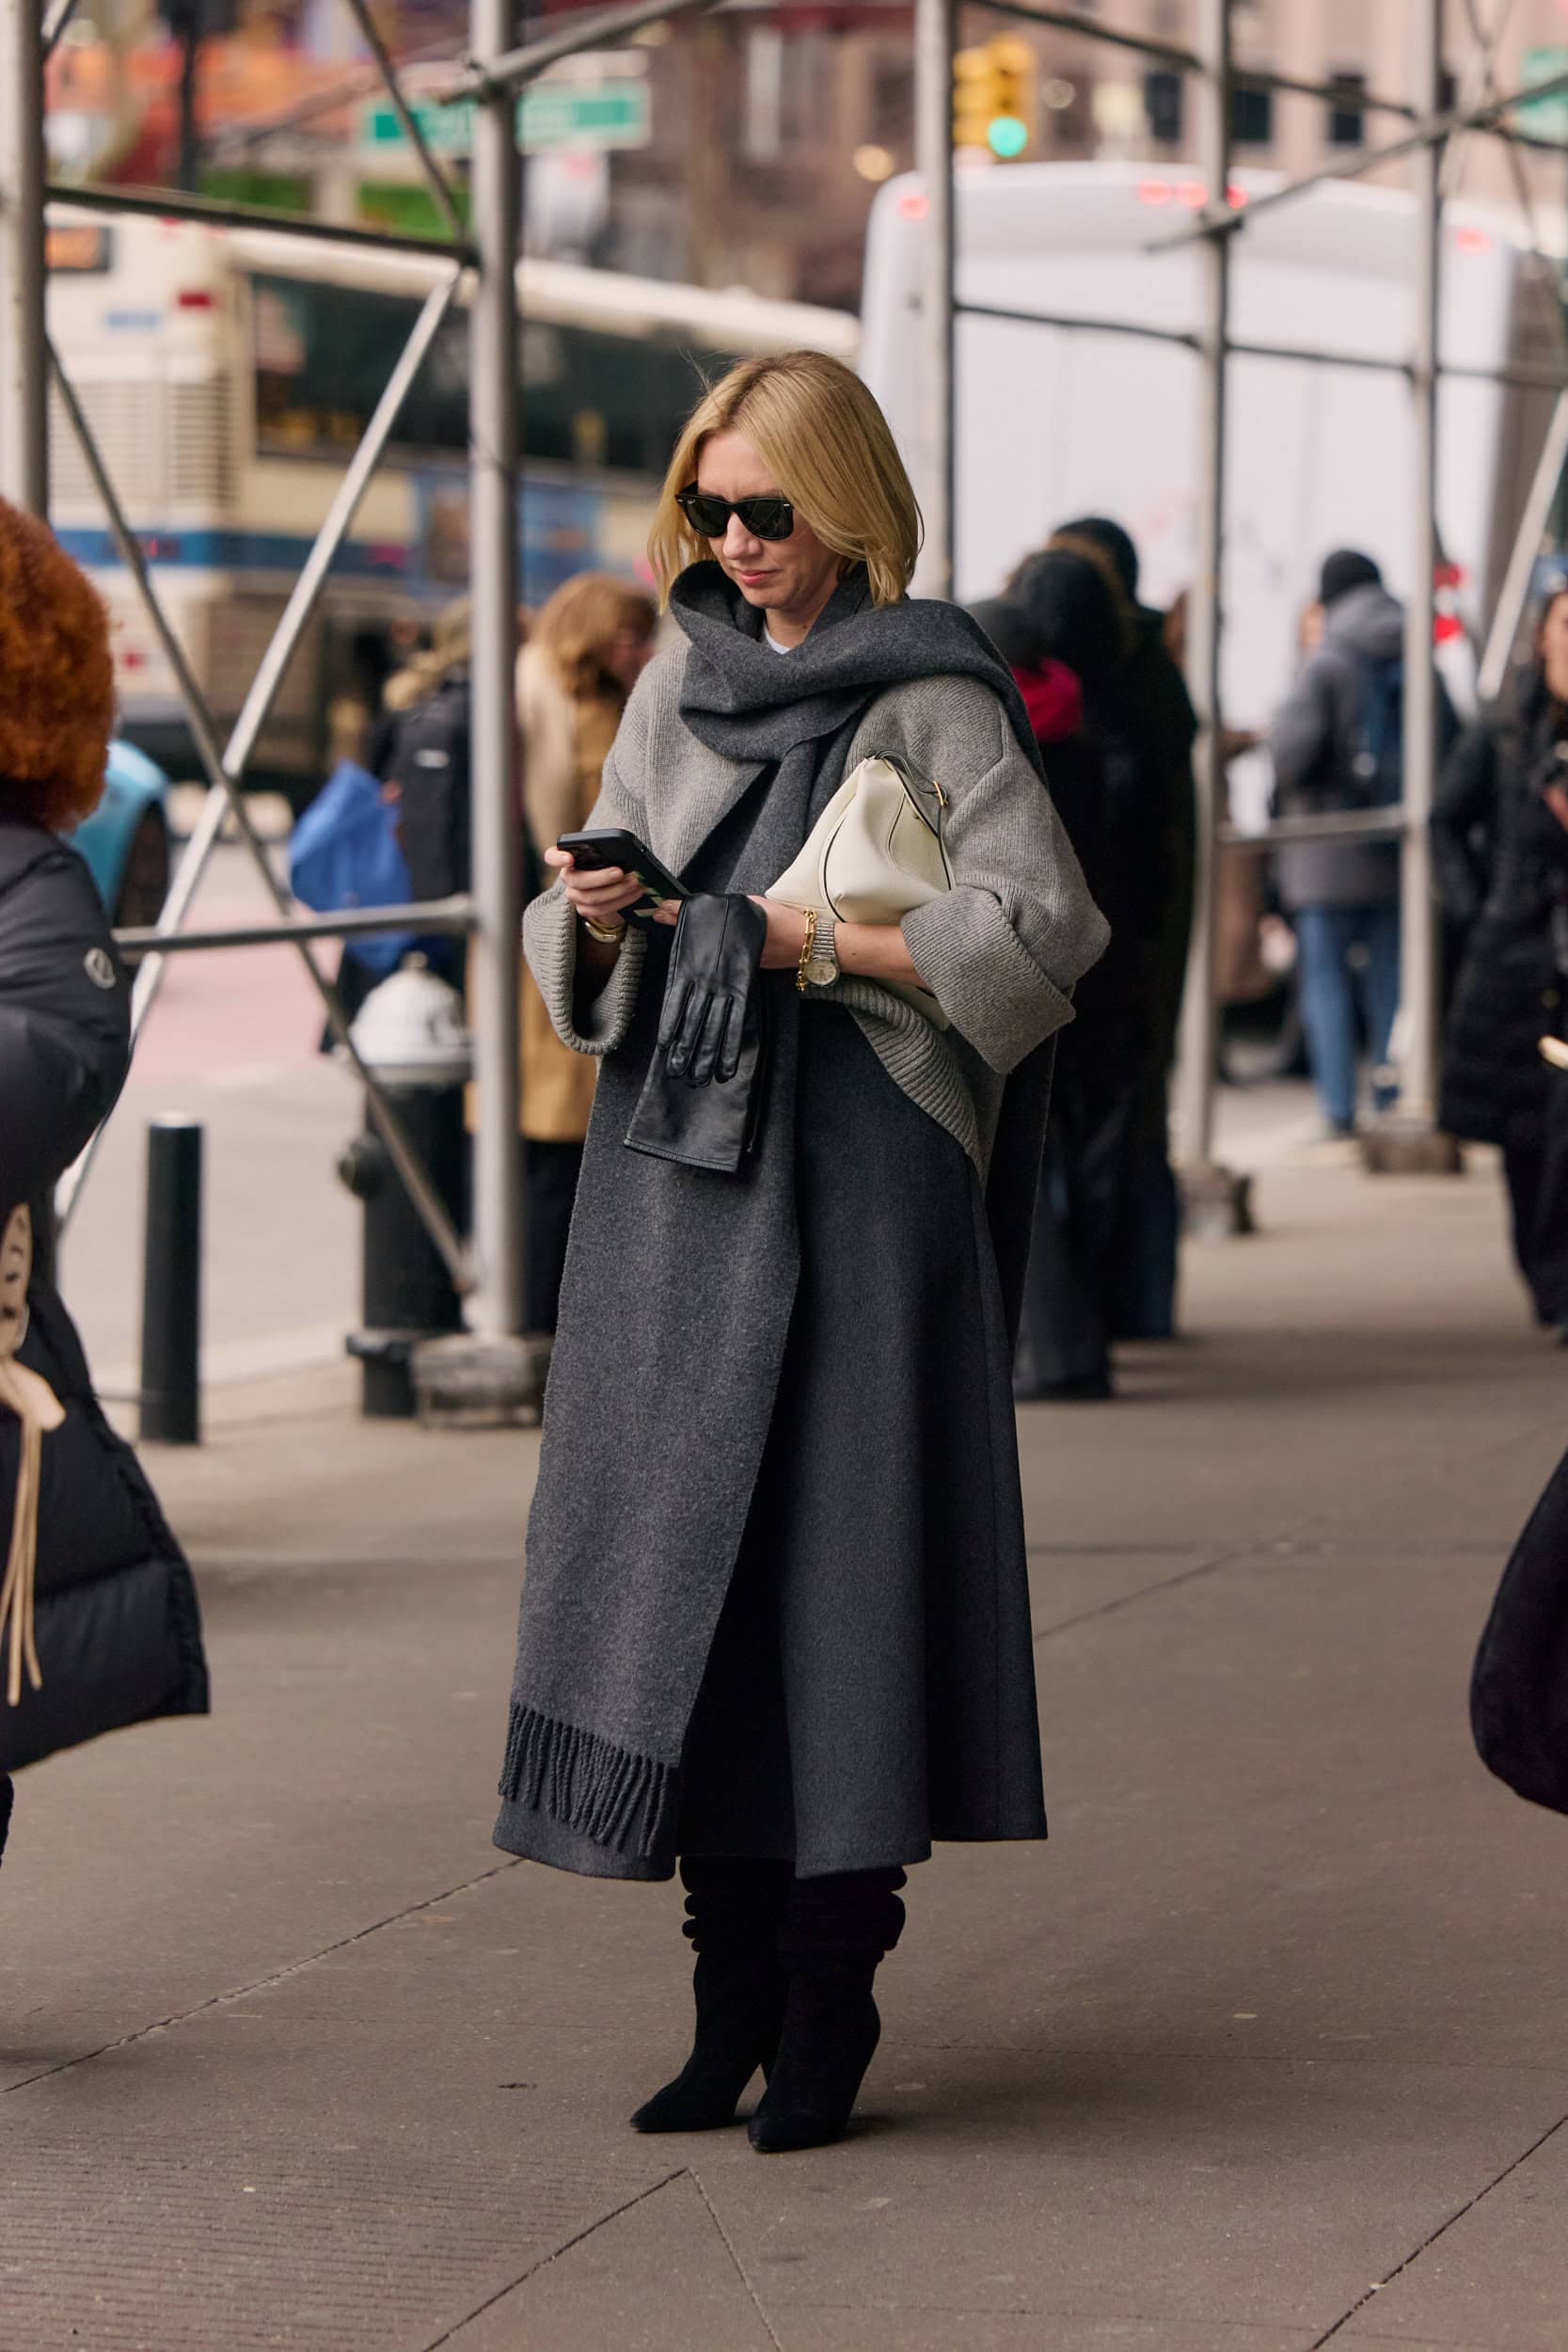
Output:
[{"xmin": 139, "ymin": 1117, "xmax": 202, "ymax": 1445}]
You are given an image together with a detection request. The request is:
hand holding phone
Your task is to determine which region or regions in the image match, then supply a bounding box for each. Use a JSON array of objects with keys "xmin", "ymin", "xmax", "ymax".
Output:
[{"xmin": 556, "ymin": 828, "xmax": 688, "ymax": 921}]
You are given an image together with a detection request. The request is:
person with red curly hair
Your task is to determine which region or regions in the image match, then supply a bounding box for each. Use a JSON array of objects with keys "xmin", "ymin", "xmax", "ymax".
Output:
[
  {"xmin": 0, "ymin": 501, "xmax": 208, "ymax": 1874},
  {"xmin": 0, "ymin": 497, "xmax": 117, "ymax": 830}
]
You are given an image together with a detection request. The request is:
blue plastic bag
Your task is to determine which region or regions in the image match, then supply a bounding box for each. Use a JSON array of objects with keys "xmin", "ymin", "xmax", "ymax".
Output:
[{"xmin": 289, "ymin": 759, "xmax": 415, "ymax": 978}]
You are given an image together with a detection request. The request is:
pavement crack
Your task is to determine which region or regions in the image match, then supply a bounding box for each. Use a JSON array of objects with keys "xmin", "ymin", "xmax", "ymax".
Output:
[
  {"xmin": 420, "ymin": 2168, "xmax": 689, "ymax": 2349},
  {"xmin": 0, "ymin": 1856, "xmax": 523, "ymax": 2097},
  {"xmin": 690, "ymin": 2164, "xmax": 784, "ymax": 2350},
  {"xmin": 1308, "ymin": 2106, "xmax": 1568, "ymax": 2346},
  {"xmin": 1034, "ymin": 1543, "xmax": 1255, "ymax": 1641}
]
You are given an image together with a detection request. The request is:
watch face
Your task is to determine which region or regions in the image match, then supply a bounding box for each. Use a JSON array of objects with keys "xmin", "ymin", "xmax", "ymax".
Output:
[{"xmin": 806, "ymin": 953, "xmax": 837, "ymax": 987}]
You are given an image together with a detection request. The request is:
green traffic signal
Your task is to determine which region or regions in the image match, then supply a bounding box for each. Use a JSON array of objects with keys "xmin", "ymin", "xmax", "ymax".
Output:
[{"xmin": 987, "ymin": 114, "xmax": 1028, "ymax": 158}]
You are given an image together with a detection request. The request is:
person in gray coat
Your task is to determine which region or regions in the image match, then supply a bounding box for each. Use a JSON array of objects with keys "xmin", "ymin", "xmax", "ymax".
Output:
[
  {"xmin": 492, "ymin": 352, "xmax": 1108, "ymax": 2153},
  {"xmin": 1269, "ymin": 549, "xmax": 1450, "ymax": 1135}
]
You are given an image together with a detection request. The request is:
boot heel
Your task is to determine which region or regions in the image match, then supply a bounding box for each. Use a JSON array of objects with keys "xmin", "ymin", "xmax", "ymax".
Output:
[{"xmin": 747, "ymin": 1981, "xmax": 880, "ymax": 2153}]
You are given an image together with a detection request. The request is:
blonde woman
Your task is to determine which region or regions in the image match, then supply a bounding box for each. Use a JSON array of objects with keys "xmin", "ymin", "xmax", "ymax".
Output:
[
  {"xmin": 494, "ymin": 352, "xmax": 1107, "ymax": 2152},
  {"xmin": 517, "ymin": 573, "xmax": 656, "ymax": 1335}
]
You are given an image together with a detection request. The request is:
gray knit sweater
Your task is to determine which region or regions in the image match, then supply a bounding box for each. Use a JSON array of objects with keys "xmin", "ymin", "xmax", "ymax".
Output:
[{"xmin": 524, "ymin": 639, "xmax": 1109, "ymax": 1169}]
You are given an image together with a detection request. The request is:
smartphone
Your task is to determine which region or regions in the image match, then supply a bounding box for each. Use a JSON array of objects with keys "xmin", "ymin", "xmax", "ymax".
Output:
[{"xmin": 557, "ymin": 828, "xmax": 688, "ymax": 918}]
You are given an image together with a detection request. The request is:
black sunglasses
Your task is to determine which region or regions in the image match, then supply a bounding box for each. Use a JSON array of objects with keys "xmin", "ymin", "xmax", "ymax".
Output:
[{"xmin": 676, "ymin": 486, "xmax": 795, "ymax": 541}]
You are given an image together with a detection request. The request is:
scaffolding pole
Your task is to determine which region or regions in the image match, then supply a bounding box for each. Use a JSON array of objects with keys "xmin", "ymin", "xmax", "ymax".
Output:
[
  {"xmin": 1402, "ymin": 0, "xmax": 1443, "ymax": 1131},
  {"xmin": 1366, "ymin": 0, "xmax": 1463, "ymax": 1174},
  {"xmin": 913, "ymin": 0, "xmax": 957, "ymax": 600},
  {"xmin": 0, "ymin": 0, "xmax": 47, "ymax": 514},
  {"xmin": 423, "ymin": 0, "xmax": 529, "ymax": 1402},
  {"xmin": 1479, "ymin": 387, "xmax": 1568, "ymax": 704},
  {"xmin": 1172, "ymin": 0, "xmax": 1245, "ymax": 1230}
]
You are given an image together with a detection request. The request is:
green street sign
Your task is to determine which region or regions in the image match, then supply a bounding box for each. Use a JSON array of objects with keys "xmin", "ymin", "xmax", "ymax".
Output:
[
  {"xmin": 1519, "ymin": 46, "xmax": 1568, "ymax": 143},
  {"xmin": 519, "ymin": 82, "xmax": 650, "ymax": 151},
  {"xmin": 360, "ymin": 99, "xmax": 475, "ymax": 156},
  {"xmin": 358, "ymin": 77, "xmax": 650, "ymax": 160}
]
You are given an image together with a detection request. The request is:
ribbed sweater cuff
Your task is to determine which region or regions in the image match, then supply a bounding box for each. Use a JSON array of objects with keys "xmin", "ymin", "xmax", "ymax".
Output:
[
  {"xmin": 524, "ymin": 887, "xmax": 647, "ymax": 1057},
  {"xmin": 901, "ymin": 898, "xmax": 1074, "ymax": 1076}
]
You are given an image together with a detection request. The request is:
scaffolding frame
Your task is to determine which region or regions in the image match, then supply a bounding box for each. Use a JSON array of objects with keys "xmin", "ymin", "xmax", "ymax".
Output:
[
  {"xmin": 916, "ymin": 0, "xmax": 1568, "ymax": 1179},
  {"xmin": 1, "ymin": 0, "xmax": 1564, "ymax": 1313},
  {"xmin": 0, "ymin": 0, "xmax": 525, "ymax": 1340}
]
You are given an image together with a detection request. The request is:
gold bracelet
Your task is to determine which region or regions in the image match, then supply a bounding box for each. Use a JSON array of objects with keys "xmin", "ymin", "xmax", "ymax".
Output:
[
  {"xmin": 795, "ymin": 906, "xmax": 818, "ymax": 994},
  {"xmin": 583, "ymin": 914, "xmax": 626, "ymax": 946}
]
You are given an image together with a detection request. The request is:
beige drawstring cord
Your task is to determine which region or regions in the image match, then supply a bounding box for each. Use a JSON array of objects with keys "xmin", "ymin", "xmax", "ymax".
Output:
[{"xmin": 0, "ymin": 1207, "xmax": 64, "ymax": 1707}]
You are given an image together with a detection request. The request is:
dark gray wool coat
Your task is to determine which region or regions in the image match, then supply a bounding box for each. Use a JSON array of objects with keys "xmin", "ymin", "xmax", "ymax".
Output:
[{"xmin": 494, "ymin": 568, "xmax": 1109, "ymax": 1881}]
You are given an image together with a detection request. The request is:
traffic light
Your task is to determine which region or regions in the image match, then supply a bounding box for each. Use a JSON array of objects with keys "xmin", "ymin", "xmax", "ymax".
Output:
[{"xmin": 953, "ymin": 35, "xmax": 1037, "ymax": 162}]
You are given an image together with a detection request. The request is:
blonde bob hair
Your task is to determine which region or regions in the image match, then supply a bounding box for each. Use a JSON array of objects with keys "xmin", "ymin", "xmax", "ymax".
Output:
[{"xmin": 647, "ymin": 350, "xmax": 922, "ymax": 612}]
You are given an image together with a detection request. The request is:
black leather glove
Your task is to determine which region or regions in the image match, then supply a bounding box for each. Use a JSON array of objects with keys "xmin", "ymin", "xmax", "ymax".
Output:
[
  {"xmin": 625, "ymin": 894, "xmax": 771, "ymax": 1174},
  {"xmin": 659, "ymin": 894, "xmax": 766, "ymax": 1086}
]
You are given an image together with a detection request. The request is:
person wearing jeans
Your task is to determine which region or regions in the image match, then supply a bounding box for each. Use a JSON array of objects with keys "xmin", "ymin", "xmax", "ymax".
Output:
[
  {"xmin": 1292, "ymin": 900, "xmax": 1402, "ymax": 1133},
  {"xmin": 1270, "ymin": 550, "xmax": 1452, "ymax": 1136}
]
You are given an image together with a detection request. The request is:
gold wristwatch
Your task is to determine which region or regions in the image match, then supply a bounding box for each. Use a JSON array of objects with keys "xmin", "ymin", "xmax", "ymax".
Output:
[{"xmin": 801, "ymin": 913, "xmax": 839, "ymax": 989}]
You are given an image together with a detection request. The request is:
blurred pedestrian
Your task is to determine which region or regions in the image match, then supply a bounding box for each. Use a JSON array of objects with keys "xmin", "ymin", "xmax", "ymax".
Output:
[
  {"xmin": 1269, "ymin": 550, "xmax": 1453, "ymax": 1136},
  {"xmin": 494, "ymin": 350, "xmax": 1105, "ymax": 2153},
  {"xmin": 0, "ymin": 501, "xmax": 208, "ymax": 1867},
  {"xmin": 1435, "ymin": 567, "xmax": 1568, "ymax": 1332},
  {"xmin": 364, "ymin": 615, "xmax": 432, "ymax": 780},
  {"xmin": 380, "ymin": 597, "xmax": 475, "ymax": 990},
  {"xmin": 989, "ymin": 544, "xmax": 1166, "ymax": 1399},
  {"xmin": 516, "ymin": 572, "xmax": 656, "ymax": 1339},
  {"xmin": 1054, "ymin": 519, "xmax": 1198, "ymax": 1339}
]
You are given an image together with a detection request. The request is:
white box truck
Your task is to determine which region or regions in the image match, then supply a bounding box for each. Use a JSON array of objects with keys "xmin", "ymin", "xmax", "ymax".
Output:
[{"xmin": 861, "ymin": 160, "xmax": 1560, "ymax": 738}]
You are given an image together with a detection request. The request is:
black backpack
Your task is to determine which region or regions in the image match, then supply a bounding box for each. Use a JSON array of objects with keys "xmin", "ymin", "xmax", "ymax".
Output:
[
  {"xmin": 386, "ymin": 672, "xmax": 472, "ymax": 902},
  {"xmin": 1338, "ymin": 651, "xmax": 1405, "ymax": 810}
]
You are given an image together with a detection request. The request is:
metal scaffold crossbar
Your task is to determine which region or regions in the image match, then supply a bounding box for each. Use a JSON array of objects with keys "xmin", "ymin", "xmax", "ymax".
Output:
[
  {"xmin": 910, "ymin": 0, "xmax": 1568, "ymax": 1188},
  {"xmin": 5, "ymin": 0, "xmax": 1568, "ymax": 1317}
]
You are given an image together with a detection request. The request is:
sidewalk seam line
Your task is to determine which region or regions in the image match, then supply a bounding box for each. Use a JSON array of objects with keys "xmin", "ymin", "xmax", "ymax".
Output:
[
  {"xmin": 690, "ymin": 2164, "xmax": 784, "ymax": 2350},
  {"xmin": 419, "ymin": 2168, "xmax": 689, "ymax": 2350},
  {"xmin": 1034, "ymin": 1543, "xmax": 1257, "ymax": 1641},
  {"xmin": 0, "ymin": 1856, "xmax": 523, "ymax": 2099},
  {"xmin": 1308, "ymin": 2106, "xmax": 1568, "ymax": 2346},
  {"xmin": 888, "ymin": 2042, "xmax": 1568, "ymax": 2073}
]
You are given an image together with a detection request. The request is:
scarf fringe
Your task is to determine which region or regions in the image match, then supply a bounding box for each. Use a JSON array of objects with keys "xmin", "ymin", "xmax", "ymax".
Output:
[{"xmin": 499, "ymin": 1702, "xmax": 675, "ymax": 1860}]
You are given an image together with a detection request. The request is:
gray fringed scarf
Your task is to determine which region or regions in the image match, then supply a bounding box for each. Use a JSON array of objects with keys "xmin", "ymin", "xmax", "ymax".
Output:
[
  {"xmin": 496, "ymin": 567, "xmax": 1054, "ymax": 1877},
  {"xmin": 670, "ymin": 562, "xmax": 1044, "ymax": 779}
]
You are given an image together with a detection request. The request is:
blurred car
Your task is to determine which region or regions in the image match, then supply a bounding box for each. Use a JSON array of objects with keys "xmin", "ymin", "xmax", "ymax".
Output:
[{"xmin": 71, "ymin": 739, "xmax": 171, "ymax": 930}]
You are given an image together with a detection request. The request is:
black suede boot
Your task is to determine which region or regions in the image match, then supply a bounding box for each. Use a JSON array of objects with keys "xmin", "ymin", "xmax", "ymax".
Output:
[
  {"xmin": 748, "ymin": 1867, "xmax": 906, "ymax": 2154},
  {"xmin": 630, "ymin": 1856, "xmax": 790, "ymax": 2133}
]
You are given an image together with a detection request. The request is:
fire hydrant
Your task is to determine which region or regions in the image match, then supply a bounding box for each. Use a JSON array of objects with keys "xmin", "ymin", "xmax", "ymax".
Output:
[{"xmin": 337, "ymin": 957, "xmax": 470, "ymax": 1418}]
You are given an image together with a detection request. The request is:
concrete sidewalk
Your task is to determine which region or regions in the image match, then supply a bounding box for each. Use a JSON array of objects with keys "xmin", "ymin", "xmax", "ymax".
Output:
[{"xmin": 5, "ymin": 1149, "xmax": 1568, "ymax": 2351}]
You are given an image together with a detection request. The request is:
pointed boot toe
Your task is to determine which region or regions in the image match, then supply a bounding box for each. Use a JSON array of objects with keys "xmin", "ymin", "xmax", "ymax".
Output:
[{"xmin": 629, "ymin": 1951, "xmax": 785, "ymax": 2134}]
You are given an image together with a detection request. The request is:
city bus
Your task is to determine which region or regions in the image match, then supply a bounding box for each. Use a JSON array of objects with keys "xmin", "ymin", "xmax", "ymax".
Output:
[{"xmin": 44, "ymin": 209, "xmax": 858, "ymax": 794}]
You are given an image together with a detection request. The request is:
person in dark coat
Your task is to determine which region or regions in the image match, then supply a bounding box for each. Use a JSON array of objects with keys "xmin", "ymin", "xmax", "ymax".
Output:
[
  {"xmin": 990, "ymin": 547, "xmax": 1164, "ymax": 1399},
  {"xmin": 495, "ymin": 353, "xmax": 1108, "ymax": 2153},
  {"xmin": 1053, "ymin": 517, "xmax": 1197, "ymax": 1340},
  {"xmin": 1435, "ymin": 571, "xmax": 1568, "ymax": 1329},
  {"xmin": 0, "ymin": 501, "xmax": 209, "ymax": 1867}
]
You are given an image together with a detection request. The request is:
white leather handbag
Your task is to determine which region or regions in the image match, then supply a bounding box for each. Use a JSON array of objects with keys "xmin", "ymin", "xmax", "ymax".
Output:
[{"xmin": 768, "ymin": 753, "xmax": 953, "ymax": 1025}]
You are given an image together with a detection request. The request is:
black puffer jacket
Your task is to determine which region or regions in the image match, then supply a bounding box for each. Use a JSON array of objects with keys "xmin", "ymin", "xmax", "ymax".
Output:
[
  {"xmin": 0, "ymin": 818, "xmax": 208, "ymax": 1774},
  {"xmin": 1433, "ymin": 681, "xmax": 1568, "ymax": 1150}
]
